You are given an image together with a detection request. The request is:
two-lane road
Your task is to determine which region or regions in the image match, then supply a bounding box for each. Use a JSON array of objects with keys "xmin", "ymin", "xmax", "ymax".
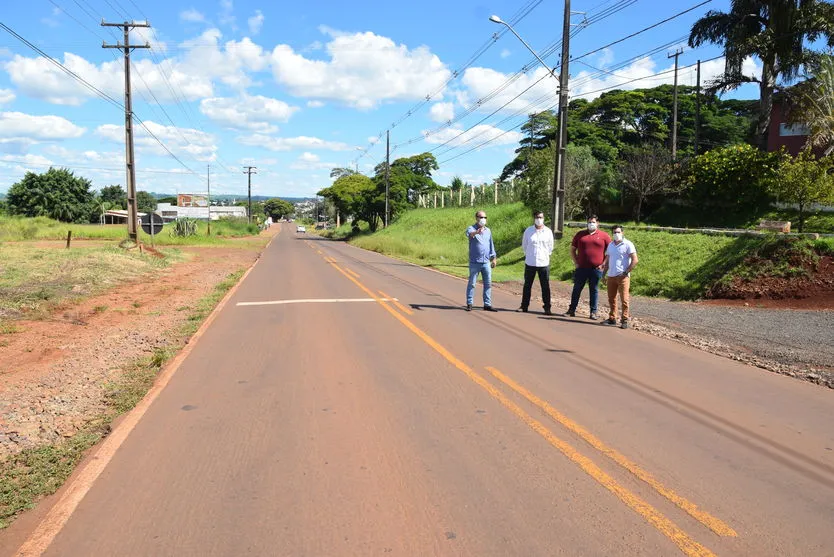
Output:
[{"xmin": 15, "ymin": 223, "xmax": 834, "ymax": 556}]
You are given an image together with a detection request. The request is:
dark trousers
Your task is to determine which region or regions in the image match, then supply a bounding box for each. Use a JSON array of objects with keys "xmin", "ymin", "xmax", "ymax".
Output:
[
  {"xmin": 569, "ymin": 267, "xmax": 604, "ymax": 313},
  {"xmin": 521, "ymin": 264, "xmax": 551, "ymax": 311}
]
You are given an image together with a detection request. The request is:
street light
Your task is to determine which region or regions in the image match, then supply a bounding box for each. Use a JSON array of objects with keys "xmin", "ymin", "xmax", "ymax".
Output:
[{"xmin": 490, "ymin": 10, "xmax": 571, "ymax": 238}]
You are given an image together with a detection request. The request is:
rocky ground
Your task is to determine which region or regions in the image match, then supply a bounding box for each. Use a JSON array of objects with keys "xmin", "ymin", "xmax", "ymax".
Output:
[{"xmin": 0, "ymin": 243, "xmax": 264, "ymax": 460}]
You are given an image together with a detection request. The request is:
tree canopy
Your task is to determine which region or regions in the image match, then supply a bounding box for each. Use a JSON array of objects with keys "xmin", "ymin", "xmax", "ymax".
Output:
[{"xmin": 6, "ymin": 168, "xmax": 96, "ymax": 223}]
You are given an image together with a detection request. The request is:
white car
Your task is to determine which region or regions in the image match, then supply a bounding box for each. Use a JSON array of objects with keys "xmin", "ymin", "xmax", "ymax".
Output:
[{"xmin": 296, "ymin": 225, "xmax": 306, "ymax": 233}]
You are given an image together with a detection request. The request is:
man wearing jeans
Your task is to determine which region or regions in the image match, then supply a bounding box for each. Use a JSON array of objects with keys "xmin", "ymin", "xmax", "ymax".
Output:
[
  {"xmin": 518, "ymin": 210, "xmax": 554, "ymax": 315},
  {"xmin": 465, "ymin": 209, "xmax": 498, "ymax": 312},
  {"xmin": 603, "ymin": 224, "xmax": 638, "ymax": 329},
  {"xmin": 565, "ymin": 215, "xmax": 610, "ymax": 320}
]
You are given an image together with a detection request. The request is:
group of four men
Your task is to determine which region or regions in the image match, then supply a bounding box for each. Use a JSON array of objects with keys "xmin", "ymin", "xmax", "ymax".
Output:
[{"xmin": 465, "ymin": 210, "xmax": 638, "ymax": 329}]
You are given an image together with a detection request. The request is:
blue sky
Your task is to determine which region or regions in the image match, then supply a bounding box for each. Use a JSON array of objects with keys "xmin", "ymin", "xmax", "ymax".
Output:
[{"xmin": 0, "ymin": 0, "xmax": 756, "ymax": 198}]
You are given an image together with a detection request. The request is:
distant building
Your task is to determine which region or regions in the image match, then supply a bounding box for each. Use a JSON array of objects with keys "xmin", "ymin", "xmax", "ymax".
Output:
[
  {"xmin": 155, "ymin": 203, "xmax": 247, "ymax": 221},
  {"xmin": 767, "ymin": 99, "xmax": 825, "ymax": 157}
]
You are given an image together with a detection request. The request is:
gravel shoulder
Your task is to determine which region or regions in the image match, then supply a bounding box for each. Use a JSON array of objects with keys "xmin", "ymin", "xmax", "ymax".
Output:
[{"xmin": 499, "ymin": 279, "xmax": 834, "ymax": 389}]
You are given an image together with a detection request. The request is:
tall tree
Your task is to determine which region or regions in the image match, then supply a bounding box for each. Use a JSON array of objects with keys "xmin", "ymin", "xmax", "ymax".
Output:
[
  {"xmin": 6, "ymin": 168, "xmax": 95, "ymax": 222},
  {"xmin": 136, "ymin": 191, "xmax": 157, "ymax": 213},
  {"xmin": 330, "ymin": 167, "xmax": 357, "ymax": 180},
  {"xmin": 689, "ymin": 0, "xmax": 834, "ymax": 151},
  {"xmin": 620, "ymin": 146, "xmax": 677, "ymax": 223},
  {"xmin": 98, "ymin": 185, "xmax": 127, "ymax": 209},
  {"xmin": 263, "ymin": 198, "xmax": 294, "ymax": 220}
]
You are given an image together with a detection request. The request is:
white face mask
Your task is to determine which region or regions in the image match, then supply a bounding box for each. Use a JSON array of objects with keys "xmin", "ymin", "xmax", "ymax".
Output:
[
  {"xmin": 614, "ymin": 232, "xmax": 623, "ymax": 241},
  {"xmin": 587, "ymin": 222, "xmax": 597, "ymax": 232},
  {"xmin": 534, "ymin": 218, "xmax": 544, "ymax": 227},
  {"xmin": 478, "ymin": 218, "xmax": 487, "ymax": 226}
]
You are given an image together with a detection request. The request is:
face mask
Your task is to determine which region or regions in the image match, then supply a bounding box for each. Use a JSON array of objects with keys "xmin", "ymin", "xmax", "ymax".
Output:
[
  {"xmin": 534, "ymin": 218, "xmax": 544, "ymax": 227},
  {"xmin": 587, "ymin": 222, "xmax": 597, "ymax": 232},
  {"xmin": 614, "ymin": 232, "xmax": 623, "ymax": 241},
  {"xmin": 478, "ymin": 218, "xmax": 487, "ymax": 226}
]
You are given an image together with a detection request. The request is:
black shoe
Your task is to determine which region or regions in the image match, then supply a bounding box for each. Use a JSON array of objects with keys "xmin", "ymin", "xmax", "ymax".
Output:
[
  {"xmin": 604, "ymin": 318, "xmax": 617, "ymax": 325},
  {"xmin": 621, "ymin": 319, "xmax": 630, "ymax": 329},
  {"xmin": 484, "ymin": 306, "xmax": 498, "ymax": 312},
  {"xmin": 544, "ymin": 309, "xmax": 553, "ymax": 316},
  {"xmin": 466, "ymin": 304, "xmax": 473, "ymax": 311},
  {"xmin": 516, "ymin": 307, "xmax": 528, "ymax": 313},
  {"xmin": 564, "ymin": 309, "xmax": 576, "ymax": 317}
]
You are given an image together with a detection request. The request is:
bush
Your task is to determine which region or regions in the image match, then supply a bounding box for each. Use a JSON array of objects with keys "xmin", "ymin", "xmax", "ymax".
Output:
[{"xmin": 683, "ymin": 144, "xmax": 782, "ymax": 219}]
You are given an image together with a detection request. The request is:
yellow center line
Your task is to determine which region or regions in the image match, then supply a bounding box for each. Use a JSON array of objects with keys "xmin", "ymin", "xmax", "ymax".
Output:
[
  {"xmin": 378, "ymin": 290, "xmax": 413, "ymax": 315},
  {"xmin": 323, "ymin": 257, "xmax": 717, "ymax": 557},
  {"xmin": 485, "ymin": 366, "xmax": 736, "ymax": 537}
]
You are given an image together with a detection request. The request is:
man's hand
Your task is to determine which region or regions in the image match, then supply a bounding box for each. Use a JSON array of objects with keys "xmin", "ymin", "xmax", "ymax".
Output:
[{"xmin": 490, "ymin": 259, "xmax": 497, "ymax": 269}]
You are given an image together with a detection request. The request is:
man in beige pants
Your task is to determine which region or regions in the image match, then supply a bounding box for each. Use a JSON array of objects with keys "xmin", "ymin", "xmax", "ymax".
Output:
[{"xmin": 602, "ymin": 225, "xmax": 638, "ymax": 329}]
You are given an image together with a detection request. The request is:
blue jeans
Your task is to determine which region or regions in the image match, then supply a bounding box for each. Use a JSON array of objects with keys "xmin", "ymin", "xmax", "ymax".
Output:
[
  {"xmin": 569, "ymin": 267, "xmax": 603, "ymax": 313},
  {"xmin": 467, "ymin": 262, "xmax": 492, "ymax": 307}
]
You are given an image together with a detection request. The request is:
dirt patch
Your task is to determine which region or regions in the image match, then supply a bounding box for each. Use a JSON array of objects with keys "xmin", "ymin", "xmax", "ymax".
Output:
[{"xmin": 0, "ymin": 243, "xmax": 263, "ymax": 460}]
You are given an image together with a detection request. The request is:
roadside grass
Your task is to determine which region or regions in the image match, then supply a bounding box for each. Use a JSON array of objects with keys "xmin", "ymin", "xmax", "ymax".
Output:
[
  {"xmin": 0, "ymin": 244, "xmax": 178, "ymax": 322},
  {"xmin": 347, "ymin": 204, "xmax": 834, "ymax": 300},
  {"xmin": 0, "ymin": 215, "xmax": 261, "ymax": 245},
  {"xmin": 0, "ymin": 268, "xmax": 247, "ymax": 529},
  {"xmin": 646, "ymin": 204, "xmax": 834, "ymax": 233}
]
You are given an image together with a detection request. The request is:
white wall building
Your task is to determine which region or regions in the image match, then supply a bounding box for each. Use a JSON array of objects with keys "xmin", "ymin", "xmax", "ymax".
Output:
[{"xmin": 156, "ymin": 203, "xmax": 248, "ymax": 221}]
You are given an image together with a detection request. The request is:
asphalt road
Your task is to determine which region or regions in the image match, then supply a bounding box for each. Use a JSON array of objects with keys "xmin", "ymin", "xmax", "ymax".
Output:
[{"xmin": 15, "ymin": 223, "xmax": 834, "ymax": 556}]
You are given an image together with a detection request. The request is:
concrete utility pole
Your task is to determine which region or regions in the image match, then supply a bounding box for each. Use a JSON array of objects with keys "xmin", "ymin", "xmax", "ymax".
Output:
[
  {"xmin": 552, "ymin": 0, "xmax": 572, "ymax": 239},
  {"xmin": 102, "ymin": 20, "xmax": 150, "ymax": 243},
  {"xmin": 695, "ymin": 59, "xmax": 701, "ymax": 157},
  {"xmin": 243, "ymin": 166, "xmax": 257, "ymax": 223},
  {"xmin": 668, "ymin": 48, "xmax": 684, "ymax": 160},
  {"xmin": 384, "ymin": 130, "xmax": 390, "ymax": 227}
]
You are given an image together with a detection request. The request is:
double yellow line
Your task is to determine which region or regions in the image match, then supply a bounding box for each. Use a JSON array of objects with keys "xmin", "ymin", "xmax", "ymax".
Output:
[{"xmin": 314, "ymin": 247, "xmax": 734, "ymax": 557}]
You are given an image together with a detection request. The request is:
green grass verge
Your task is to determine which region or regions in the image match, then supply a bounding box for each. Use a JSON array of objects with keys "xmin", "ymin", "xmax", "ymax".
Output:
[
  {"xmin": 0, "ymin": 268, "xmax": 246, "ymax": 529},
  {"xmin": 0, "ymin": 215, "xmax": 261, "ymax": 245},
  {"xmin": 348, "ymin": 204, "xmax": 834, "ymax": 300}
]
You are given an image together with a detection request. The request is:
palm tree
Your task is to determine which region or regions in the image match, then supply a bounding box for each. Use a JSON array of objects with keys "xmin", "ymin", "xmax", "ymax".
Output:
[
  {"xmin": 689, "ymin": 0, "xmax": 834, "ymax": 151},
  {"xmin": 788, "ymin": 54, "xmax": 834, "ymax": 155}
]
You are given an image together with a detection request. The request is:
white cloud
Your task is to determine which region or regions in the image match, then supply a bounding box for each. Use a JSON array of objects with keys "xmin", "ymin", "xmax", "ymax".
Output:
[
  {"xmin": 299, "ymin": 152, "xmax": 319, "ymax": 162},
  {"xmin": 307, "ymin": 100, "xmax": 325, "ymax": 108},
  {"xmin": 200, "ymin": 95, "xmax": 299, "ymax": 132},
  {"xmin": 179, "ymin": 30, "xmax": 269, "ymax": 89},
  {"xmin": 368, "ymin": 136, "xmax": 379, "ymax": 144},
  {"xmin": 423, "ymin": 124, "xmax": 522, "ymax": 148},
  {"xmin": 219, "ymin": 0, "xmax": 236, "ymax": 27},
  {"xmin": 180, "ymin": 9, "xmax": 206, "ymax": 22},
  {"xmin": 0, "ymin": 89, "xmax": 14, "ymax": 105},
  {"xmin": 0, "ymin": 112, "xmax": 85, "ymax": 140},
  {"xmin": 0, "ymin": 153, "xmax": 54, "ymax": 167},
  {"xmin": 97, "ymin": 121, "xmax": 217, "ymax": 161},
  {"xmin": 289, "ymin": 152, "xmax": 338, "ymax": 170},
  {"xmin": 429, "ymin": 102, "xmax": 454, "ymax": 123},
  {"xmin": 238, "ymin": 134, "xmax": 353, "ymax": 152},
  {"xmin": 248, "ymin": 10, "xmax": 264, "ymax": 35},
  {"xmin": 271, "ymin": 29, "xmax": 452, "ymax": 109},
  {"xmin": 500, "ymin": 49, "xmax": 511, "ymax": 59}
]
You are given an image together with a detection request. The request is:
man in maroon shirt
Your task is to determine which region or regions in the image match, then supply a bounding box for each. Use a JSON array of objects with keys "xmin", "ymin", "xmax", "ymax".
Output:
[{"xmin": 565, "ymin": 215, "xmax": 611, "ymax": 319}]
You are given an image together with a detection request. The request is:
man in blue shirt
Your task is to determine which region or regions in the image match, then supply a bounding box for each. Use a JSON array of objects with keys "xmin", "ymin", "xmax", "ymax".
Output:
[{"xmin": 465, "ymin": 209, "xmax": 498, "ymax": 312}]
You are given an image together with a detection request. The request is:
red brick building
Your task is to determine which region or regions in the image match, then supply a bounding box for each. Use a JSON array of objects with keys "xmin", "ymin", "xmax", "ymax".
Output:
[{"xmin": 767, "ymin": 101, "xmax": 812, "ymax": 155}]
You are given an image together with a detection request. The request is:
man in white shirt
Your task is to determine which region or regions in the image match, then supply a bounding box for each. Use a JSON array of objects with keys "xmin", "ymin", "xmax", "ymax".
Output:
[
  {"xmin": 602, "ymin": 225, "xmax": 638, "ymax": 329},
  {"xmin": 518, "ymin": 210, "xmax": 555, "ymax": 315}
]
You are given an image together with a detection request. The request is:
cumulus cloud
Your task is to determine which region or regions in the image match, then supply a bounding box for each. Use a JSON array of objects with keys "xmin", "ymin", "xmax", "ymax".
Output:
[
  {"xmin": 271, "ymin": 29, "xmax": 452, "ymax": 109},
  {"xmin": 199, "ymin": 94, "xmax": 298, "ymax": 132},
  {"xmin": 0, "ymin": 89, "xmax": 14, "ymax": 105},
  {"xmin": 0, "ymin": 112, "xmax": 85, "ymax": 140},
  {"xmin": 180, "ymin": 9, "xmax": 206, "ymax": 22},
  {"xmin": 248, "ymin": 10, "xmax": 264, "ymax": 35},
  {"xmin": 97, "ymin": 121, "xmax": 217, "ymax": 161},
  {"xmin": 290, "ymin": 152, "xmax": 340, "ymax": 170},
  {"xmin": 429, "ymin": 102, "xmax": 454, "ymax": 123},
  {"xmin": 219, "ymin": 0, "xmax": 236, "ymax": 27},
  {"xmin": 423, "ymin": 124, "xmax": 522, "ymax": 148},
  {"xmin": 237, "ymin": 134, "xmax": 352, "ymax": 152},
  {"xmin": 307, "ymin": 100, "xmax": 325, "ymax": 108}
]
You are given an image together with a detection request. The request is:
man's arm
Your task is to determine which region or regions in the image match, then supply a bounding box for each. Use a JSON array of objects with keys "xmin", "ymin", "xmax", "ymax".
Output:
[
  {"xmin": 625, "ymin": 252, "xmax": 638, "ymax": 274},
  {"xmin": 466, "ymin": 225, "xmax": 479, "ymax": 239},
  {"xmin": 521, "ymin": 228, "xmax": 529, "ymax": 254},
  {"xmin": 546, "ymin": 229, "xmax": 554, "ymax": 254}
]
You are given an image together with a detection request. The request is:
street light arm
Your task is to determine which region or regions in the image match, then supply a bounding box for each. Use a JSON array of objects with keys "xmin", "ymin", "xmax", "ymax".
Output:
[{"xmin": 494, "ymin": 19, "xmax": 556, "ymax": 77}]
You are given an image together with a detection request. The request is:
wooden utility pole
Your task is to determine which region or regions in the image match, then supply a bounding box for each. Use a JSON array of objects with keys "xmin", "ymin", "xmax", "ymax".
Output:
[
  {"xmin": 668, "ymin": 48, "xmax": 684, "ymax": 160},
  {"xmin": 384, "ymin": 130, "xmax": 390, "ymax": 227},
  {"xmin": 102, "ymin": 20, "xmax": 150, "ymax": 243},
  {"xmin": 695, "ymin": 59, "xmax": 701, "ymax": 156},
  {"xmin": 207, "ymin": 164, "xmax": 211, "ymax": 236},
  {"xmin": 243, "ymin": 166, "xmax": 257, "ymax": 223}
]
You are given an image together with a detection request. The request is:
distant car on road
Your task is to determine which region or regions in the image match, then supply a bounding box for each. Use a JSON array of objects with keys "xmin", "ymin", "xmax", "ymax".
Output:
[{"xmin": 296, "ymin": 225, "xmax": 306, "ymax": 233}]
